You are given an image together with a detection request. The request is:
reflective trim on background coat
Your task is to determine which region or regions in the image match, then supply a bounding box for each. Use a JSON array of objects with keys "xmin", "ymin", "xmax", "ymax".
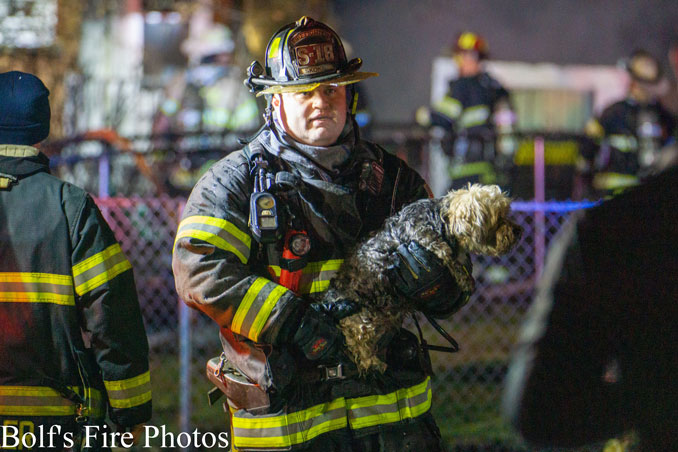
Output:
[{"xmin": 0, "ymin": 145, "xmax": 152, "ymax": 427}]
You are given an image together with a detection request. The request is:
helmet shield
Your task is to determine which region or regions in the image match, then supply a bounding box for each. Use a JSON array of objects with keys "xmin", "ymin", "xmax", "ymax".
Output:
[{"xmin": 245, "ymin": 16, "xmax": 377, "ymax": 96}]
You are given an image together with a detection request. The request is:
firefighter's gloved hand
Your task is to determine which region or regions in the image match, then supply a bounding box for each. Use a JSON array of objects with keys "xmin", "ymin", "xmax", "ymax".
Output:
[
  {"xmin": 389, "ymin": 241, "xmax": 471, "ymax": 318},
  {"xmin": 309, "ymin": 298, "xmax": 359, "ymax": 322},
  {"xmin": 291, "ymin": 308, "xmax": 345, "ymax": 362}
]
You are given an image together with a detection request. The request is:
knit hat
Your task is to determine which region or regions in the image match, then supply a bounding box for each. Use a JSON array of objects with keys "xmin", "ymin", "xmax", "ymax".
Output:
[{"xmin": 0, "ymin": 71, "xmax": 51, "ymax": 145}]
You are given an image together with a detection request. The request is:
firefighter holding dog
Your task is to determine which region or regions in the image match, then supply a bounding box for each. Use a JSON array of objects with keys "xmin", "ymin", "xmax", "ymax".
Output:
[
  {"xmin": 172, "ymin": 17, "xmax": 469, "ymax": 451},
  {"xmin": 0, "ymin": 71, "xmax": 151, "ymax": 450}
]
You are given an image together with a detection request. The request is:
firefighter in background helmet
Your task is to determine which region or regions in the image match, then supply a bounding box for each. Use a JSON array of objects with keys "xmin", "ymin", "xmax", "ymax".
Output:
[
  {"xmin": 417, "ymin": 31, "xmax": 516, "ymax": 191},
  {"xmin": 0, "ymin": 71, "xmax": 151, "ymax": 449},
  {"xmin": 173, "ymin": 16, "xmax": 466, "ymax": 451},
  {"xmin": 153, "ymin": 23, "xmax": 261, "ymax": 194},
  {"xmin": 581, "ymin": 49, "xmax": 677, "ymax": 197}
]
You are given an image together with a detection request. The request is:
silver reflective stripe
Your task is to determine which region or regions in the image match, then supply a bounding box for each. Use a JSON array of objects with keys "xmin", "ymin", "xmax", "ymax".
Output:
[
  {"xmin": 0, "ymin": 386, "xmax": 104, "ymax": 417},
  {"xmin": 347, "ymin": 377, "xmax": 432, "ymax": 429},
  {"xmin": 0, "ymin": 280, "xmax": 73, "ymax": 296},
  {"xmin": 298, "ymin": 259, "xmax": 343, "ymax": 294},
  {"xmin": 231, "ymin": 277, "xmax": 288, "ymax": 342},
  {"xmin": 608, "ymin": 134, "xmax": 638, "ymax": 152},
  {"xmin": 434, "ymin": 96, "xmax": 462, "ymax": 119},
  {"xmin": 459, "ymin": 105, "xmax": 491, "ymax": 129},
  {"xmin": 0, "ymin": 272, "xmax": 75, "ymax": 306},
  {"xmin": 232, "ymin": 399, "xmax": 348, "ymax": 449},
  {"xmin": 175, "ymin": 216, "xmax": 251, "ymax": 264},
  {"xmin": 73, "ymin": 252, "xmax": 128, "ymax": 289}
]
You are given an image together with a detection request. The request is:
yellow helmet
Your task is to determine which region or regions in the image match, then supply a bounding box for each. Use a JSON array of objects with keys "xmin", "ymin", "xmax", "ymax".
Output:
[{"xmin": 454, "ymin": 31, "xmax": 489, "ymax": 59}]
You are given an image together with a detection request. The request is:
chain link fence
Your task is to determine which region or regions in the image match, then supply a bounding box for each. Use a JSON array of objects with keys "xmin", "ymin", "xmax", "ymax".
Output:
[{"xmin": 89, "ymin": 192, "xmax": 609, "ymax": 451}]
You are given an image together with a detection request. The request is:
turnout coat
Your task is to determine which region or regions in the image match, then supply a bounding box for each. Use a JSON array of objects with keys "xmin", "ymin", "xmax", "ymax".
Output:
[
  {"xmin": 0, "ymin": 145, "xmax": 152, "ymax": 433},
  {"xmin": 173, "ymin": 128, "xmax": 446, "ymax": 451}
]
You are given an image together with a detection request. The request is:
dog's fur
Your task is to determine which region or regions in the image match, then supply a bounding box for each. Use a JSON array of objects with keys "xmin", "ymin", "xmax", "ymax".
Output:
[{"xmin": 321, "ymin": 184, "xmax": 522, "ymax": 374}]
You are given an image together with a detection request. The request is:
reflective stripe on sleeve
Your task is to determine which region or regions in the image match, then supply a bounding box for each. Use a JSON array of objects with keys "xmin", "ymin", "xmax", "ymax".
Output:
[
  {"xmin": 347, "ymin": 377, "xmax": 432, "ymax": 429},
  {"xmin": 0, "ymin": 385, "xmax": 103, "ymax": 417},
  {"xmin": 231, "ymin": 277, "xmax": 288, "ymax": 342},
  {"xmin": 433, "ymin": 95, "xmax": 462, "ymax": 120},
  {"xmin": 450, "ymin": 161, "xmax": 496, "ymax": 183},
  {"xmin": 592, "ymin": 172, "xmax": 640, "ymax": 191},
  {"xmin": 458, "ymin": 105, "xmax": 491, "ymax": 129},
  {"xmin": 607, "ymin": 134, "xmax": 638, "ymax": 152},
  {"xmin": 104, "ymin": 370, "xmax": 152, "ymax": 409},
  {"xmin": 0, "ymin": 272, "xmax": 75, "ymax": 306},
  {"xmin": 175, "ymin": 215, "xmax": 251, "ymax": 264},
  {"xmin": 232, "ymin": 398, "xmax": 348, "ymax": 449},
  {"xmin": 267, "ymin": 259, "xmax": 344, "ymax": 295},
  {"xmin": 72, "ymin": 243, "xmax": 132, "ymax": 296}
]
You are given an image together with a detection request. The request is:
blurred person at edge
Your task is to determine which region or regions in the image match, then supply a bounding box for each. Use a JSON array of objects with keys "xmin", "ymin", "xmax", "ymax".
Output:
[
  {"xmin": 152, "ymin": 23, "xmax": 261, "ymax": 195},
  {"xmin": 580, "ymin": 49, "xmax": 676, "ymax": 198},
  {"xmin": 172, "ymin": 16, "xmax": 471, "ymax": 452},
  {"xmin": 0, "ymin": 71, "xmax": 151, "ymax": 450},
  {"xmin": 417, "ymin": 31, "xmax": 516, "ymax": 191},
  {"xmin": 659, "ymin": 41, "xmax": 678, "ymax": 116},
  {"xmin": 503, "ymin": 146, "xmax": 678, "ymax": 451}
]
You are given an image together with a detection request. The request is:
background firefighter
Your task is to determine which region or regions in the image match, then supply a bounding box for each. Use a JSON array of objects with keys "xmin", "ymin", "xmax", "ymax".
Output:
[
  {"xmin": 581, "ymin": 49, "xmax": 677, "ymax": 197},
  {"xmin": 172, "ymin": 16, "xmax": 469, "ymax": 451},
  {"xmin": 417, "ymin": 31, "xmax": 517, "ymax": 192},
  {"xmin": 0, "ymin": 71, "xmax": 151, "ymax": 449}
]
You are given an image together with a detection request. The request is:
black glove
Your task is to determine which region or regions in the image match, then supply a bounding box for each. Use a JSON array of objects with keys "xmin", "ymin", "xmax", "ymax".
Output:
[
  {"xmin": 309, "ymin": 298, "xmax": 360, "ymax": 321},
  {"xmin": 389, "ymin": 241, "xmax": 471, "ymax": 318},
  {"xmin": 289, "ymin": 307, "xmax": 345, "ymax": 362}
]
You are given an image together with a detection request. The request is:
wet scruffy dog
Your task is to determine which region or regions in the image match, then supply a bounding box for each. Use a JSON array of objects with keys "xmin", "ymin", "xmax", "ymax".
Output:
[{"xmin": 321, "ymin": 184, "xmax": 522, "ymax": 374}]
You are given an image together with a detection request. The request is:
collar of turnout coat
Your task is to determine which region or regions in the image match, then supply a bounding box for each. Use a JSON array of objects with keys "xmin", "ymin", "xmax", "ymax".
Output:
[{"xmin": 0, "ymin": 145, "xmax": 49, "ymax": 188}]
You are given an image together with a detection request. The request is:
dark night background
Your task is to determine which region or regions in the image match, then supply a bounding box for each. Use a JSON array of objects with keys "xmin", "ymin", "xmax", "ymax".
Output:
[{"xmin": 333, "ymin": 0, "xmax": 678, "ymax": 122}]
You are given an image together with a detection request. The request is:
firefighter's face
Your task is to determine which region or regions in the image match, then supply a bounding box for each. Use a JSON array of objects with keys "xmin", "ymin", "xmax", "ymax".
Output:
[{"xmin": 275, "ymin": 85, "xmax": 347, "ymax": 146}]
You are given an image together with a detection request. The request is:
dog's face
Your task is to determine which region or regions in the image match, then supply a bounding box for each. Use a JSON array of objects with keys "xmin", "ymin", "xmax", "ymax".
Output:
[{"xmin": 441, "ymin": 184, "xmax": 522, "ymax": 256}]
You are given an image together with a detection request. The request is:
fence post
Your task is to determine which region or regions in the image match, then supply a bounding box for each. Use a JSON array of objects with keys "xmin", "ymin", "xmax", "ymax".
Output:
[
  {"xmin": 98, "ymin": 150, "xmax": 110, "ymax": 198},
  {"xmin": 533, "ymin": 136, "xmax": 546, "ymax": 278},
  {"xmin": 178, "ymin": 296, "xmax": 192, "ymax": 435}
]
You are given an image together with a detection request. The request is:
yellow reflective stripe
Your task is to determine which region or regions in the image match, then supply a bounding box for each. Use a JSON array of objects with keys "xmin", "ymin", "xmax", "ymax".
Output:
[
  {"xmin": 232, "ymin": 398, "xmax": 347, "ymax": 448},
  {"xmin": 0, "ymin": 386, "xmax": 103, "ymax": 417},
  {"xmin": 607, "ymin": 134, "xmax": 637, "ymax": 152},
  {"xmin": 104, "ymin": 371, "xmax": 152, "ymax": 409},
  {"xmin": 450, "ymin": 161, "xmax": 495, "ymax": 181},
  {"xmin": 347, "ymin": 377, "xmax": 432, "ymax": 429},
  {"xmin": 592, "ymin": 172, "xmax": 640, "ymax": 191},
  {"xmin": 0, "ymin": 272, "xmax": 75, "ymax": 306},
  {"xmin": 459, "ymin": 105, "xmax": 491, "ymax": 129},
  {"xmin": 248, "ymin": 285, "xmax": 287, "ymax": 342},
  {"xmin": 267, "ymin": 265, "xmax": 282, "ymax": 278},
  {"xmin": 268, "ymin": 37, "xmax": 282, "ymax": 59},
  {"xmin": 299, "ymin": 259, "xmax": 344, "ymax": 294},
  {"xmin": 175, "ymin": 215, "xmax": 251, "ymax": 264},
  {"xmin": 72, "ymin": 243, "xmax": 132, "ymax": 296},
  {"xmin": 232, "ymin": 277, "xmax": 288, "ymax": 341},
  {"xmin": 232, "ymin": 379, "xmax": 432, "ymax": 447},
  {"xmin": 231, "ymin": 277, "xmax": 269, "ymax": 335},
  {"xmin": 433, "ymin": 95, "xmax": 462, "ymax": 119},
  {"xmin": 267, "ymin": 260, "xmax": 344, "ymax": 294}
]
